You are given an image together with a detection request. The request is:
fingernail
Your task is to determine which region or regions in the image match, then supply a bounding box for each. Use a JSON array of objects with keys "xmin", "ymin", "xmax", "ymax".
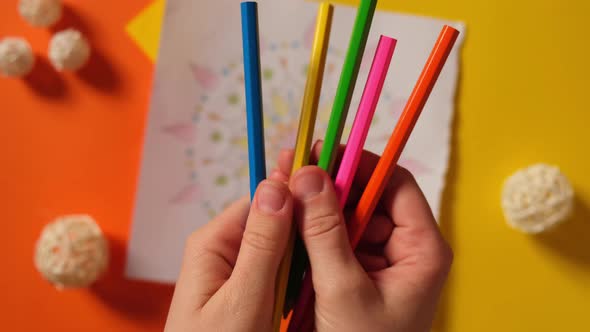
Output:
[
  {"xmin": 293, "ymin": 170, "xmax": 325, "ymax": 200},
  {"xmin": 257, "ymin": 183, "xmax": 287, "ymax": 214}
]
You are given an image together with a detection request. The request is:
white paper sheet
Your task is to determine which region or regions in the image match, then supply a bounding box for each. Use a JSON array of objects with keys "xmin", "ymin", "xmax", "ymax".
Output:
[{"xmin": 126, "ymin": 0, "xmax": 465, "ymax": 283}]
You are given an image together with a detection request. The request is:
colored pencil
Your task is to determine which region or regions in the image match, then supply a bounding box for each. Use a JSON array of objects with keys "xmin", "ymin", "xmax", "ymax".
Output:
[
  {"xmin": 287, "ymin": 35, "xmax": 397, "ymax": 332},
  {"xmin": 272, "ymin": 3, "xmax": 333, "ymax": 332},
  {"xmin": 318, "ymin": 0, "xmax": 378, "ymax": 173},
  {"xmin": 286, "ymin": 0, "xmax": 378, "ymax": 313},
  {"xmin": 334, "ymin": 36, "xmax": 397, "ymax": 207},
  {"xmin": 348, "ymin": 25, "xmax": 460, "ymax": 248},
  {"xmin": 241, "ymin": 1, "xmax": 266, "ymax": 199}
]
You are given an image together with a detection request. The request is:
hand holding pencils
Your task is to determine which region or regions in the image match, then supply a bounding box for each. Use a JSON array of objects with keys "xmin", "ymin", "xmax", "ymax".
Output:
[
  {"xmin": 165, "ymin": 2, "xmax": 460, "ymax": 332},
  {"xmin": 285, "ymin": 0, "xmax": 379, "ymax": 314},
  {"xmin": 288, "ymin": 34, "xmax": 398, "ymax": 332},
  {"xmin": 288, "ymin": 25, "xmax": 459, "ymax": 331},
  {"xmin": 239, "ymin": 1, "xmax": 460, "ymax": 330}
]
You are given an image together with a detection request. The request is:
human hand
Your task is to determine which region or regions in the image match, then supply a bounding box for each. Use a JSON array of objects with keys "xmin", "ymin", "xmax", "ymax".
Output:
[
  {"xmin": 165, "ymin": 141, "xmax": 452, "ymax": 332},
  {"xmin": 164, "ymin": 175, "xmax": 295, "ymax": 332},
  {"xmin": 275, "ymin": 142, "xmax": 453, "ymax": 332}
]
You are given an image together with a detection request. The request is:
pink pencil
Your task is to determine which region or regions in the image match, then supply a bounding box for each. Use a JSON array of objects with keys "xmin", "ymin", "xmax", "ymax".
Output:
[
  {"xmin": 335, "ymin": 35, "xmax": 397, "ymax": 207},
  {"xmin": 287, "ymin": 35, "xmax": 397, "ymax": 332}
]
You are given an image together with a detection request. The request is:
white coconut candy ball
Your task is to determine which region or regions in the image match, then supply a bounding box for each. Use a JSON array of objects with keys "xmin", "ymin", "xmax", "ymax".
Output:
[
  {"xmin": 18, "ymin": 0, "xmax": 63, "ymax": 27},
  {"xmin": 48, "ymin": 29, "xmax": 91, "ymax": 71},
  {"xmin": 501, "ymin": 164, "xmax": 574, "ymax": 234},
  {"xmin": 0, "ymin": 37, "xmax": 35, "ymax": 77},
  {"xmin": 34, "ymin": 214, "xmax": 109, "ymax": 289}
]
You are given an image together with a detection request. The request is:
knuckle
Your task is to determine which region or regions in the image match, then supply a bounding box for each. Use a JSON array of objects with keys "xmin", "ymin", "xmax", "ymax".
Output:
[
  {"xmin": 242, "ymin": 227, "xmax": 279, "ymax": 254},
  {"xmin": 302, "ymin": 210, "xmax": 343, "ymax": 240},
  {"xmin": 387, "ymin": 166, "xmax": 418, "ymax": 191},
  {"xmin": 422, "ymin": 240, "xmax": 454, "ymax": 280},
  {"xmin": 181, "ymin": 231, "xmax": 215, "ymax": 271},
  {"xmin": 397, "ymin": 225, "xmax": 432, "ymax": 253},
  {"xmin": 397, "ymin": 166, "xmax": 416, "ymax": 182}
]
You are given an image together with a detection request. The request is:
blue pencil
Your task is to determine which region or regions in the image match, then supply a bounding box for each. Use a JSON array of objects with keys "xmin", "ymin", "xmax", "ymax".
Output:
[{"xmin": 241, "ymin": 1, "xmax": 266, "ymax": 200}]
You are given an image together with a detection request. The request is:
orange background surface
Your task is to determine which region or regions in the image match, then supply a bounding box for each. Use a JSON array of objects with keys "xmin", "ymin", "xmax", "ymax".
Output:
[{"xmin": 0, "ymin": 1, "xmax": 174, "ymax": 330}]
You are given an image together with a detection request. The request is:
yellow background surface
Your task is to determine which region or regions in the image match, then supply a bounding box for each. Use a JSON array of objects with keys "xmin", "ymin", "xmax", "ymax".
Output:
[{"xmin": 128, "ymin": 1, "xmax": 590, "ymax": 331}]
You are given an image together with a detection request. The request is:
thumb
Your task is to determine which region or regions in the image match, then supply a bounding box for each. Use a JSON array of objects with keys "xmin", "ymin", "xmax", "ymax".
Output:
[
  {"xmin": 290, "ymin": 166, "xmax": 366, "ymax": 291},
  {"xmin": 230, "ymin": 179, "xmax": 293, "ymax": 294}
]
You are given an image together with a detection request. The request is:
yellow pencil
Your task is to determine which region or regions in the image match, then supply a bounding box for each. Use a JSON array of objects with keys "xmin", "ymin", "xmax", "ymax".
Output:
[{"xmin": 272, "ymin": 3, "xmax": 333, "ymax": 331}]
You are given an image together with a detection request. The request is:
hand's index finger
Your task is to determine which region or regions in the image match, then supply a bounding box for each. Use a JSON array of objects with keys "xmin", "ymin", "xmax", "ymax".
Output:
[
  {"xmin": 379, "ymin": 167, "xmax": 447, "ymax": 266},
  {"xmin": 381, "ymin": 167, "xmax": 437, "ymax": 230},
  {"xmin": 377, "ymin": 168, "xmax": 453, "ymax": 303}
]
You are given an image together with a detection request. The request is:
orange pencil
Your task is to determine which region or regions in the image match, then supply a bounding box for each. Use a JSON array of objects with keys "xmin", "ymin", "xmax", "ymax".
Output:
[{"xmin": 348, "ymin": 25, "xmax": 460, "ymax": 248}]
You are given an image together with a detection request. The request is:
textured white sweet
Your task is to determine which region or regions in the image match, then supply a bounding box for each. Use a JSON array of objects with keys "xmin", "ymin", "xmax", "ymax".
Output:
[
  {"xmin": 0, "ymin": 37, "xmax": 35, "ymax": 77},
  {"xmin": 48, "ymin": 29, "xmax": 91, "ymax": 71},
  {"xmin": 34, "ymin": 215, "xmax": 109, "ymax": 289},
  {"xmin": 18, "ymin": 0, "xmax": 62, "ymax": 27},
  {"xmin": 502, "ymin": 164, "xmax": 574, "ymax": 234}
]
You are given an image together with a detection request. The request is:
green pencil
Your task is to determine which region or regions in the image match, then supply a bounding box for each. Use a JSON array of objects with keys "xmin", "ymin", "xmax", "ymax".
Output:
[
  {"xmin": 319, "ymin": 0, "xmax": 378, "ymax": 173},
  {"xmin": 284, "ymin": 0, "xmax": 378, "ymax": 314}
]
